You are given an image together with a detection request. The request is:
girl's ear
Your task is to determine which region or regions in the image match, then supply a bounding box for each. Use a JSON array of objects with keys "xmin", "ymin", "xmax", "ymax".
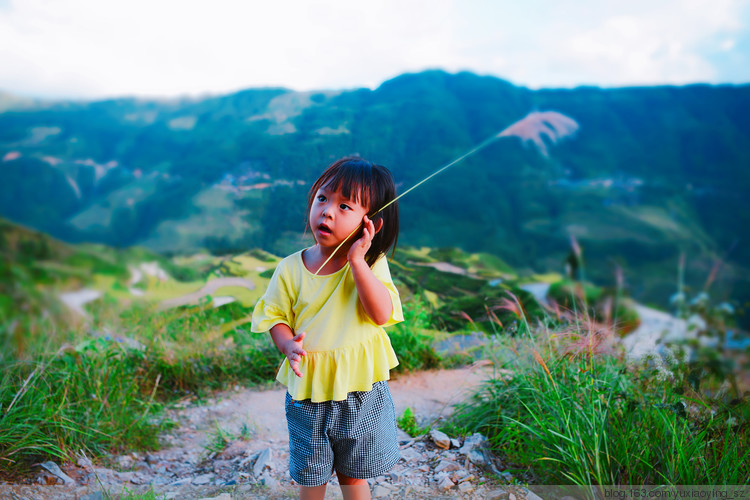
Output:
[{"xmin": 372, "ymin": 217, "xmax": 384, "ymax": 234}]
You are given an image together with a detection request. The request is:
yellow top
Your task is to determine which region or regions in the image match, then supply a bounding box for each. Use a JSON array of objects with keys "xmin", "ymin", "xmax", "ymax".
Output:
[{"xmin": 250, "ymin": 250, "xmax": 403, "ymax": 402}]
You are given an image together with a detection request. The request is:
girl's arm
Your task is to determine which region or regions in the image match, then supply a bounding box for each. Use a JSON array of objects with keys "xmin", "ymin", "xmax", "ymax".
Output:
[
  {"xmin": 348, "ymin": 216, "xmax": 393, "ymax": 325},
  {"xmin": 270, "ymin": 324, "xmax": 306, "ymax": 378}
]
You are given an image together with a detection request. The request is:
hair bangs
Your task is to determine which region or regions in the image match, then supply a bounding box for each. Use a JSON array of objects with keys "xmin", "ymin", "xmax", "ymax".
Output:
[{"xmin": 320, "ymin": 159, "xmax": 374, "ymax": 210}]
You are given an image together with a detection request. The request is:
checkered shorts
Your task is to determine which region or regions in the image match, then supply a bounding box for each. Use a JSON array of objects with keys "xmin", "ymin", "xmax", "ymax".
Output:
[{"xmin": 285, "ymin": 381, "xmax": 401, "ymax": 486}]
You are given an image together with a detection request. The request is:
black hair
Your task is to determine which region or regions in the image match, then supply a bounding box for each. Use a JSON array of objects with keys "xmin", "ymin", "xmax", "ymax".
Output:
[{"xmin": 307, "ymin": 156, "xmax": 399, "ymax": 267}]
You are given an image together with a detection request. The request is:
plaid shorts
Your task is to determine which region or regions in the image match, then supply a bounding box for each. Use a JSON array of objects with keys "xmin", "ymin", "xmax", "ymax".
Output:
[{"xmin": 285, "ymin": 381, "xmax": 400, "ymax": 486}]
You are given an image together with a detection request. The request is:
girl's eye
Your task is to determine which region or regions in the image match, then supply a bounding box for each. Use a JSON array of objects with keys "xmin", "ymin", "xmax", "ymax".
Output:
[
  {"xmin": 317, "ymin": 195, "xmax": 326, "ymax": 202},
  {"xmin": 340, "ymin": 204, "xmax": 351, "ymax": 210}
]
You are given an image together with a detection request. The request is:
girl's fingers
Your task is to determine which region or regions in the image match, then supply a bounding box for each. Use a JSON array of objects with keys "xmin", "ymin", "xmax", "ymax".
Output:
[
  {"xmin": 289, "ymin": 352, "xmax": 304, "ymax": 376},
  {"xmin": 348, "ymin": 217, "xmax": 374, "ymax": 261}
]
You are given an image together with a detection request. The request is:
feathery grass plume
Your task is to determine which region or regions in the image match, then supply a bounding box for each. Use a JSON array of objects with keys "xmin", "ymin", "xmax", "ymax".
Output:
[
  {"xmin": 567, "ymin": 234, "xmax": 587, "ymax": 299},
  {"xmin": 314, "ymin": 111, "xmax": 572, "ymax": 275},
  {"xmin": 612, "ymin": 265, "xmax": 624, "ymax": 330},
  {"xmin": 544, "ymin": 298, "xmax": 564, "ymax": 321},
  {"xmin": 458, "ymin": 310, "xmax": 478, "ymax": 330},
  {"xmin": 496, "ymin": 296, "xmax": 522, "ymax": 319},
  {"xmin": 614, "ymin": 265, "xmax": 624, "ymax": 291},
  {"xmin": 497, "ymin": 111, "xmax": 579, "ymax": 157},
  {"xmin": 555, "ymin": 311, "xmax": 617, "ymax": 363},
  {"xmin": 570, "ymin": 234, "xmax": 582, "ymax": 260},
  {"xmin": 673, "ymin": 252, "xmax": 688, "ymax": 317},
  {"xmin": 531, "ymin": 348, "xmax": 555, "ymax": 387},
  {"xmin": 485, "ymin": 305, "xmax": 503, "ymax": 332},
  {"xmin": 600, "ymin": 296, "xmax": 613, "ymax": 328},
  {"xmin": 703, "ymin": 257, "xmax": 723, "ymax": 292},
  {"xmin": 494, "ymin": 291, "xmax": 534, "ymax": 337},
  {"xmin": 700, "ymin": 238, "xmax": 738, "ymax": 295}
]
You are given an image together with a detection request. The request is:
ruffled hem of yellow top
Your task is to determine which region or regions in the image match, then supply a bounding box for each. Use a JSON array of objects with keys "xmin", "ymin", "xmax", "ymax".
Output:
[{"xmin": 277, "ymin": 330, "xmax": 399, "ymax": 403}]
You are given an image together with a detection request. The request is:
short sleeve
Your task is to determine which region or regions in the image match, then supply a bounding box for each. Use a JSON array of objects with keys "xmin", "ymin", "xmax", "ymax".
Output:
[
  {"xmin": 371, "ymin": 255, "xmax": 404, "ymax": 327},
  {"xmin": 251, "ymin": 262, "xmax": 294, "ymax": 333}
]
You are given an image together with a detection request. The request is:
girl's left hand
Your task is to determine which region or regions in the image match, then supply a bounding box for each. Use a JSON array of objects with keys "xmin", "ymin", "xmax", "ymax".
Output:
[{"xmin": 347, "ymin": 215, "xmax": 375, "ymax": 263}]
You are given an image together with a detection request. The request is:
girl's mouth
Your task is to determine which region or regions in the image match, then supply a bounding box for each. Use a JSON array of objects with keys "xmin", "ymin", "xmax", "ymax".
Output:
[{"xmin": 318, "ymin": 223, "xmax": 332, "ymax": 236}]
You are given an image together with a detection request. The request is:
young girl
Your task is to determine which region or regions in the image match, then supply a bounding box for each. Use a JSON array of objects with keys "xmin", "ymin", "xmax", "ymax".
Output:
[{"xmin": 251, "ymin": 157, "xmax": 403, "ymax": 500}]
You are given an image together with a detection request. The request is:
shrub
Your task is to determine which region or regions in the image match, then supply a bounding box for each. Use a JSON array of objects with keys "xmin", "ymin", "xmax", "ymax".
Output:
[{"xmin": 447, "ymin": 331, "xmax": 750, "ymax": 485}]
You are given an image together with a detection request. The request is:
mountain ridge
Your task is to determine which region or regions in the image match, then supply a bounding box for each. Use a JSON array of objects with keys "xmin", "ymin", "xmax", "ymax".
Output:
[{"xmin": 2, "ymin": 70, "xmax": 748, "ymax": 321}]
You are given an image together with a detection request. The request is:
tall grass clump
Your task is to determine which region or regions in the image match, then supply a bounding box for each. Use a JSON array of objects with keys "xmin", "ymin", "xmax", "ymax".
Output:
[
  {"xmin": 0, "ymin": 298, "xmax": 284, "ymax": 475},
  {"xmin": 447, "ymin": 294, "xmax": 749, "ymax": 485},
  {"xmin": 0, "ymin": 344, "xmax": 164, "ymax": 473}
]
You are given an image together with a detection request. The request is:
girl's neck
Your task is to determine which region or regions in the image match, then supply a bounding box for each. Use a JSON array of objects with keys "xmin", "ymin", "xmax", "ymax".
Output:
[{"xmin": 302, "ymin": 244, "xmax": 349, "ymax": 275}]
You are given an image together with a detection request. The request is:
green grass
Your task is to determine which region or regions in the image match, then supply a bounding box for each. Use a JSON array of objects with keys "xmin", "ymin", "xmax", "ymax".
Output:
[
  {"xmin": 0, "ymin": 298, "xmax": 284, "ymax": 474},
  {"xmin": 445, "ymin": 327, "xmax": 750, "ymax": 485},
  {"xmin": 397, "ymin": 407, "xmax": 429, "ymax": 437},
  {"xmin": 117, "ymin": 485, "xmax": 167, "ymax": 499},
  {"xmin": 0, "ymin": 283, "xmax": 451, "ymax": 475},
  {"xmin": 0, "ymin": 344, "xmax": 166, "ymax": 473},
  {"xmin": 204, "ymin": 422, "xmax": 238, "ymax": 456},
  {"xmin": 1, "ymin": 232, "xmax": 470, "ymax": 476},
  {"xmin": 17, "ymin": 231, "xmax": 746, "ymax": 486}
]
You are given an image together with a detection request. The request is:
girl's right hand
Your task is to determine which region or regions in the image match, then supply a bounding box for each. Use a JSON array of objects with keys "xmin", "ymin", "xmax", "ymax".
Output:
[{"xmin": 283, "ymin": 331, "xmax": 306, "ymax": 378}]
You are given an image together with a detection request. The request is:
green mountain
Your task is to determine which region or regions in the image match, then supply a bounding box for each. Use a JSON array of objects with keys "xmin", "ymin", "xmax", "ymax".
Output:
[{"xmin": 1, "ymin": 71, "xmax": 748, "ymax": 323}]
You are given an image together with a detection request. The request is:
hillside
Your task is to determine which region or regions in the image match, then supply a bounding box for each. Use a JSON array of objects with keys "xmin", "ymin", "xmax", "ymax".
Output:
[
  {"xmin": 1, "ymin": 70, "xmax": 748, "ymax": 323},
  {"xmin": 0, "ymin": 216, "xmax": 551, "ymax": 361},
  {"xmin": 2, "ymin": 218, "xmax": 746, "ymax": 487}
]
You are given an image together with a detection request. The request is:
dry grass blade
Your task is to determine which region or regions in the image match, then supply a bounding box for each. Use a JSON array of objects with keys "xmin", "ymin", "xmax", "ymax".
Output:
[
  {"xmin": 485, "ymin": 305, "xmax": 503, "ymax": 328},
  {"xmin": 543, "ymin": 303, "xmax": 618, "ymax": 361},
  {"xmin": 495, "ymin": 297, "xmax": 522, "ymax": 318},
  {"xmin": 459, "ymin": 310, "xmax": 478, "ymax": 330},
  {"xmin": 570, "ymin": 234, "xmax": 582, "ymax": 258},
  {"xmin": 532, "ymin": 349, "xmax": 555, "ymax": 387},
  {"xmin": 4, "ymin": 365, "xmax": 41, "ymax": 416},
  {"xmin": 314, "ymin": 130, "xmax": 505, "ymax": 275},
  {"xmin": 2, "ymin": 343, "xmax": 70, "ymax": 415}
]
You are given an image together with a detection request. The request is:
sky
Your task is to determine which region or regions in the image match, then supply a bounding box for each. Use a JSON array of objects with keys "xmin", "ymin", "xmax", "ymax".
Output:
[{"xmin": 1, "ymin": 0, "xmax": 749, "ymax": 100}]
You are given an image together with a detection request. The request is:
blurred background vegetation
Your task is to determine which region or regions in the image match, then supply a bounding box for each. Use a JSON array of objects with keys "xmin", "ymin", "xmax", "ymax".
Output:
[
  {"xmin": 1, "ymin": 70, "xmax": 748, "ymax": 484},
  {"xmin": 1, "ymin": 70, "xmax": 748, "ymax": 325}
]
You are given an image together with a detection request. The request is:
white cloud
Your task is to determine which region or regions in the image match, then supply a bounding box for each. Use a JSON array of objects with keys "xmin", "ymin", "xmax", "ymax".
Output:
[
  {"xmin": 0, "ymin": 0, "xmax": 468, "ymax": 97},
  {"xmin": 720, "ymin": 39, "xmax": 737, "ymax": 51},
  {"xmin": 488, "ymin": 0, "xmax": 749, "ymax": 87},
  {"xmin": 0, "ymin": 0, "xmax": 748, "ymax": 98}
]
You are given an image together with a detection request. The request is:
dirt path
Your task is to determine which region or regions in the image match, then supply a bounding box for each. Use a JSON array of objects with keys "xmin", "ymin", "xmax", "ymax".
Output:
[
  {"xmin": 165, "ymin": 364, "xmax": 493, "ymax": 451},
  {"xmin": 2, "ymin": 365, "xmax": 506, "ymax": 499}
]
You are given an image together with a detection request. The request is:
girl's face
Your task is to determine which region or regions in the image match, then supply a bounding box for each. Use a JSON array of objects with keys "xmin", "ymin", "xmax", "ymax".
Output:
[{"xmin": 309, "ymin": 184, "xmax": 369, "ymax": 251}]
